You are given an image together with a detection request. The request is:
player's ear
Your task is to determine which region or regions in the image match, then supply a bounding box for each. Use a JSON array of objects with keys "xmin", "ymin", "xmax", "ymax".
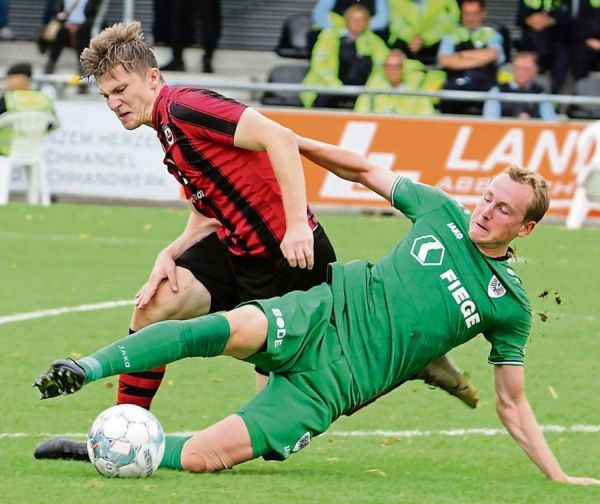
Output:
[
  {"xmin": 517, "ymin": 220, "xmax": 536, "ymax": 238},
  {"xmin": 148, "ymin": 68, "xmax": 160, "ymax": 89}
]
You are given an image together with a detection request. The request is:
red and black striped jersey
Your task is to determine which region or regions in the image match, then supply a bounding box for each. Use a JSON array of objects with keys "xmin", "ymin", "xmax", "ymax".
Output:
[{"xmin": 152, "ymin": 86, "xmax": 318, "ymax": 257}]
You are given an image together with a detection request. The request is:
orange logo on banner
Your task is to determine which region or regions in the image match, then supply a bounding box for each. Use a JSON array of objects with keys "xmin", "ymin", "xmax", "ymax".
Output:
[{"xmin": 263, "ymin": 109, "xmax": 597, "ymax": 219}]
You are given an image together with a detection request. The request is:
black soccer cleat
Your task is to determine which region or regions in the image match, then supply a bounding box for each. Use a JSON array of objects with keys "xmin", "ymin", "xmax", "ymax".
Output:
[
  {"xmin": 34, "ymin": 437, "xmax": 90, "ymax": 462},
  {"xmin": 33, "ymin": 359, "xmax": 86, "ymax": 399}
]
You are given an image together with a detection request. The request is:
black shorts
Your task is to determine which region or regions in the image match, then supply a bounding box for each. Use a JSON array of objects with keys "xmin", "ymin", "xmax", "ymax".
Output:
[{"xmin": 175, "ymin": 224, "xmax": 336, "ymax": 313}]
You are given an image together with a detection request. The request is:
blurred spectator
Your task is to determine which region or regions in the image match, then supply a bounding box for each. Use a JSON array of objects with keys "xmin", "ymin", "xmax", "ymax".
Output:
[
  {"xmin": 301, "ymin": 4, "xmax": 389, "ymax": 109},
  {"xmin": 0, "ymin": 0, "xmax": 13, "ymax": 40},
  {"xmin": 43, "ymin": 0, "xmax": 55, "ymax": 24},
  {"xmin": 155, "ymin": 0, "xmax": 221, "ymax": 73},
  {"xmin": 196, "ymin": 0, "xmax": 221, "ymax": 73},
  {"xmin": 483, "ymin": 51, "xmax": 557, "ymax": 121},
  {"xmin": 0, "ymin": 63, "xmax": 58, "ymax": 157},
  {"xmin": 154, "ymin": 0, "xmax": 192, "ymax": 71},
  {"xmin": 437, "ymin": 0, "xmax": 505, "ymax": 115},
  {"xmin": 571, "ymin": 0, "xmax": 600, "ymax": 81},
  {"xmin": 387, "ymin": 0, "xmax": 460, "ymax": 65},
  {"xmin": 354, "ymin": 49, "xmax": 435, "ymax": 115},
  {"xmin": 516, "ymin": 0, "xmax": 571, "ymax": 94},
  {"xmin": 43, "ymin": 0, "xmax": 100, "ymax": 75},
  {"xmin": 307, "ymin": 0, "xmax": 388, "ymax": 53}
]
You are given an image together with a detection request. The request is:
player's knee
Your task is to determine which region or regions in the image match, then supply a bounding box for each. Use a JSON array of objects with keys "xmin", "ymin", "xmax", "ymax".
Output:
[
  {"xmin": 180, "ymin": 435, "xmax": 233, "ymax": 473},
  {"xmin": 132, "ymin": 303, "xmax": 169, "ymax": 329},
  {"xmin": 181, "ymin": 451, "xmax": 210, "ymax": 473},
  {"xmin": 132, "ymin": 283, "xmax": 187, "ymax": 328}
]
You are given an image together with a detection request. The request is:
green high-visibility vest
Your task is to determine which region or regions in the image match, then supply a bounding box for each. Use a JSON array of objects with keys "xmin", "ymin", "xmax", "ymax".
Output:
[{"xmin": 0, "ymin": 90, "xmax": 57, "ymax": 156}]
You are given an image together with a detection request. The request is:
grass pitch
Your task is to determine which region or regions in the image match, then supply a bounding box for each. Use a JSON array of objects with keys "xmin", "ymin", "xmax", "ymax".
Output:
[{"xmin": 0, "ymin": 202, "xmax": 599, "ymax": 504}]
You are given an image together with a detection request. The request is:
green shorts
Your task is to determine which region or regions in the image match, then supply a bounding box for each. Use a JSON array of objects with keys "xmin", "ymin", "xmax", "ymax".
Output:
[{"xmin": 236, "ymin": 283, "xmax": 356, "ymax": 461}]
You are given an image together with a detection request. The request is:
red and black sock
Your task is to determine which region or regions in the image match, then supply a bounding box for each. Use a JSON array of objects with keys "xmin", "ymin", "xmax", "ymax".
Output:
[{"xmin": 116, "ymin": 328, "xmax": 166, "ymax": 409}]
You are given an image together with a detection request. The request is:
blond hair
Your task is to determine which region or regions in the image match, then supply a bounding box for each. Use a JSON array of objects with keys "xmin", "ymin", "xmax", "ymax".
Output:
[
  {"xmin": 80, "ymin": 21, "xmax": 159, "ymax": 80},
  {"xmin": 505, "ymin": 164, "xmax": 550, "ymax": 223}
]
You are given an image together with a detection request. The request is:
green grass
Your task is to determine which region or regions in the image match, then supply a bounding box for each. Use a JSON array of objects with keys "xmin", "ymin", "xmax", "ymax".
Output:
[{"xmin": 1, "ymin": 203, "xmax": 599, "ymax": 503}]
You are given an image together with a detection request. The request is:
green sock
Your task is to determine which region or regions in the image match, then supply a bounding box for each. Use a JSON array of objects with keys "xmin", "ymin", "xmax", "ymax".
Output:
[
  {"xmin": 159, "ymin": 435, "xmax": 191, "ymax": 470},
  {"xmin": 77, "ymin": 314, "xmax": 231, "ymax": 383}
]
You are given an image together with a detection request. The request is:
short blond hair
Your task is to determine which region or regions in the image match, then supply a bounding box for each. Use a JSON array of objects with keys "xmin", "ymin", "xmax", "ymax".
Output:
[
  {"xmin": 80, "ymin": 21, "xmax": 158, "ymax": 80},
  {"xmin": 505, "ymin": 164, "xmax": 550, "ymax": 223}
]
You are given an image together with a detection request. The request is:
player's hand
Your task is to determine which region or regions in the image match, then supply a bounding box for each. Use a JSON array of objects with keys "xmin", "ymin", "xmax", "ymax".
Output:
[
  {"xmin": 135, "ymin": 250, "xmax": 178, "ymax": 308},
  {"xmin": 280, "ymin": 222, "xmax": 314, "ymax": 270},
  {"xmin": 562, "ymin": 476, "xmax": 600, "ymax": 486}
]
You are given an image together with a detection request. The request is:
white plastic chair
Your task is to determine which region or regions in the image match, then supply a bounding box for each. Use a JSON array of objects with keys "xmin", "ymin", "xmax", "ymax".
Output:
[
  {"xmin": 0, "ymin": 110, "xmax": 59, "ymax": 206},
  {"xmin": 566, "ymin": 121, "xmax": 600, "ymax": 229}
]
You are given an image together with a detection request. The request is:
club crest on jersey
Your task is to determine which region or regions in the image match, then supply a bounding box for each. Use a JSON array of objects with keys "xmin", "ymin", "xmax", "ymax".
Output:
[
  {"xmin": 411, "ymin": 235, "xmax": 445, "ymax": 266},
  {"xmin": 488, "ymin": 275, "xmax": 506, "ymax": 298},
  {"xmin": 162, "ymin": 125, "xmax": 175, "ymax": 146}
]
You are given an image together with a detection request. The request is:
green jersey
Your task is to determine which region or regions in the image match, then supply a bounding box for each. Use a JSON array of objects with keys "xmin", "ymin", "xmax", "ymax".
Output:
[{"xmin": 329, "ymin": 177, "xmax": 532, "ymax": 407}]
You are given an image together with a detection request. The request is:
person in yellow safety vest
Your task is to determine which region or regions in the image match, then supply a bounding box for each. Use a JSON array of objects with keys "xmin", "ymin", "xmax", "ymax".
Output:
[
  {"xmin": 516, "ymin": 0, "xmax": 571, "ymax": 94},
  {"xmin": 0, "ymin": 62, "xmax": 58, "ymax": 156},
  {"xmin": 301, "ymin": 4, "xmax": 389, "ymax": 109},
  {"xmin": 354, "ymin": 49, "xmax": 435, "ymax": 115},
  {"xmin": 387, "ymin": 0, "xmax": 460, "ymax": 65}
]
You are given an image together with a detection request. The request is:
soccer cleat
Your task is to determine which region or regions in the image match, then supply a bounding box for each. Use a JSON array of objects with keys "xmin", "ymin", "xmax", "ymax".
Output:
[
  {"xmin": 34, "ymin": 437, "xmax": 90, "ymax": 462},
  {"xmin": 33, "ymin": 359, "xmax": 86, "ymax": 399},
  {"xmin": 415, "ymin": 355, "xmax": 479, "ymax": 409}
]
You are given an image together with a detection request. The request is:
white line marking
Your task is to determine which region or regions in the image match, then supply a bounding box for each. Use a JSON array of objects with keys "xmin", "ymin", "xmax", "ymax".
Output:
[
  {"xmin": 0, "ymin": 300, "xmax": 134, "ymax": 326},
  {"xmin": 1, "ymin": 300, "xmax": 595, "ymax": 327},
  {"xmin": 0, "ymin": 231, "xmax": 165, "ymax": 247},
  {"xmin": 2, "ymin": 425, "xmax": 599, "ymax": 441}
]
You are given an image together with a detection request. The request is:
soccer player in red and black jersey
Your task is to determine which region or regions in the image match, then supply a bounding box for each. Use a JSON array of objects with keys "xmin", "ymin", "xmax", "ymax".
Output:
[{"xmin": 34, "ymin": 21, "xmax": 476, "ymax": 461}]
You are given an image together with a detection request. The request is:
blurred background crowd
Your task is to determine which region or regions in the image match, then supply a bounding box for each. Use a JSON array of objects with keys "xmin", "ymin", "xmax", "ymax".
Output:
[{"xmin": 1, "ymin": 0, "xmax": 599, "ymax": 119}]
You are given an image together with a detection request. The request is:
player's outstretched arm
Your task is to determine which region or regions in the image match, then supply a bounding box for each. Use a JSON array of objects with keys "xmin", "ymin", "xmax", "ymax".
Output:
[
  {"xmin": 235, "ymin": 108, "xmax": 314, "ymax": 269},
  {"xmin": 297, "ymin": 136, "xmax": 397, "ymax": 200},
  {"xmin": 494, "ymin": 365, "xmax": 600, "ymax": 485}
]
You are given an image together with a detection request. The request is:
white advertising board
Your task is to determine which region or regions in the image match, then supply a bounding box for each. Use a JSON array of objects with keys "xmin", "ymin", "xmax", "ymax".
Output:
[{"xmin": 11, "ymin": 100, "xmax": 181, "ymax": 201}]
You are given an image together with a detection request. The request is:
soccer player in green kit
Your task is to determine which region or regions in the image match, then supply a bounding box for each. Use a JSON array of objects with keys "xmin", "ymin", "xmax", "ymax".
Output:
[{"xmin": 34, "ymin": 137, "xmax": 600, "ymax": 485}]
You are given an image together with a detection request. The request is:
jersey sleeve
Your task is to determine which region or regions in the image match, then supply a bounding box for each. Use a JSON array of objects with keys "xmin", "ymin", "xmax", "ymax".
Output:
[
  {"xmin": 390, "ymin": 177, "xmax": 451, "ymax": 222},
  {"xmin": 483, "ymin": 311, "xmax": 531, "ymax": 366},
  {"xmin": 170, "ymin": 89, "xmax": 247, "ymax": 146}
]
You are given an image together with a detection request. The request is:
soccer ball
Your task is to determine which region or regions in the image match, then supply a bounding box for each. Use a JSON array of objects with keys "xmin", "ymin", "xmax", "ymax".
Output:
[{"xmin": 87, "ymin": 404, "xmax": 166, "ymax": 478}]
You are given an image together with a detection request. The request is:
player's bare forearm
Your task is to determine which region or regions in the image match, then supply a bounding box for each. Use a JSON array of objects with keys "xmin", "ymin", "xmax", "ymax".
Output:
[
  {"xmin": 298, "ymin": 135, "xmax": 397, "ymax": 200},
  {"xmin": 164, "ymin": 209, "xmax": 220, "ymax": 259},
  {"xmin": 267, "ymin": 127, "xmax": 309, "ymax": 226},
  {"xmin": 297, "ymin": 135, "xmax": 369, "ymax": 181},
  {"xmin": 494, "ymin": 366, "xmax": 568, "ymax": 482}
]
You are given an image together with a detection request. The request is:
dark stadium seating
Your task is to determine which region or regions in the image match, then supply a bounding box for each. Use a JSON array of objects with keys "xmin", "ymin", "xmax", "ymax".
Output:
[
  {"xmin": 260, "ymin": 64, "xmax": 309, "ymax": 107},
  {"xmin": 275, "ymin": 12, "xmax": 313, "ymax": 59}
]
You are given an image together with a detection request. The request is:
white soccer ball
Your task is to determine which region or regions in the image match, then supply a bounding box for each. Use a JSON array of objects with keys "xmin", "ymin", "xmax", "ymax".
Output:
[{"xmin": 87, "ymin": 404, "xmax": 166, "ymax": 478}]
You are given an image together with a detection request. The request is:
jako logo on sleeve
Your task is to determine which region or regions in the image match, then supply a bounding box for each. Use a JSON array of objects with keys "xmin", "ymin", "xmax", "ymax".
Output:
[{"xmin": 272, "ymin": 308, "xmax": 287, "ymax": 348}]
